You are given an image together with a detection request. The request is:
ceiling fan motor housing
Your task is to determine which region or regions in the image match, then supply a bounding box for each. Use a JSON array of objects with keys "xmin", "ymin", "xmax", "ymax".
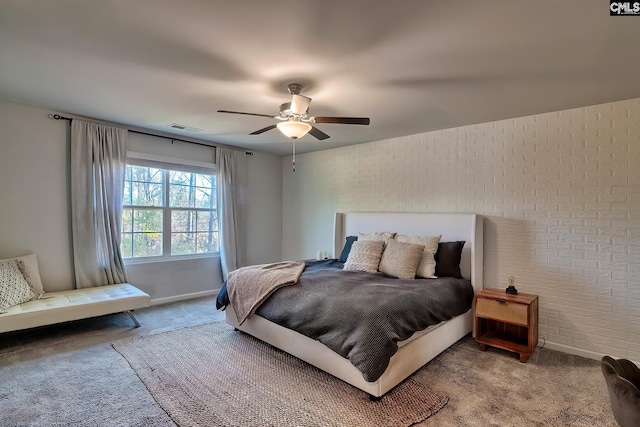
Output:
[{"xmin": 287, "ymin": 83, "xmax": 303, "ymax": 95}]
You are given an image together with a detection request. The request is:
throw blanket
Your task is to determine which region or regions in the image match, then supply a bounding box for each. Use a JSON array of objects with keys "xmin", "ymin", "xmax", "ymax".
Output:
[
  {"xmin": 227, "ymin": 261, "xmax": 305, "ymax": 325},
  {"xmin": 218, "ymin": 260, "xmax": 474, "ymax": 382}
]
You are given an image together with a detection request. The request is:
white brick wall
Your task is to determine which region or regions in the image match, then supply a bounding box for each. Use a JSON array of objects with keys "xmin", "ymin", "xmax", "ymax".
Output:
[{"xmin": 282, "ymin": 97, "xmax": 640, "ymax": 361}]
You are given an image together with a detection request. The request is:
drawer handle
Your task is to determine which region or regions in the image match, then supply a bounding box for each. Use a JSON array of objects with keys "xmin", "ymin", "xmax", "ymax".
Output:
[{"xmin": 496, "ymin": 299, "xmax": 507, "ymax": 304}]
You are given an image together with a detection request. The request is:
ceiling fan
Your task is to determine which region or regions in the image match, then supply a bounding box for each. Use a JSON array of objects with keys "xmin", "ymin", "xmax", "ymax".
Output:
[
  {"xmin": 218, "ymin": 83, "xmax": 370, "ymax": 140},
  {"xmin": 217, "ymin": 83, "xmax": 370, "ymax": 172}
]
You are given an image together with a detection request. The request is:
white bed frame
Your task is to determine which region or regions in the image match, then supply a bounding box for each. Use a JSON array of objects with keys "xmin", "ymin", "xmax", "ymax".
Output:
[{"xmin": 226, "ymin": 212, "xmax": 483, "ymax": 397}]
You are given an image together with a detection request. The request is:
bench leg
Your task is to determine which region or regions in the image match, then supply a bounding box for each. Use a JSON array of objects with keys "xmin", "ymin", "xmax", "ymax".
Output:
[{"xmin": 124, "ymin": 310, "xmax": 141, "ymax": 328}]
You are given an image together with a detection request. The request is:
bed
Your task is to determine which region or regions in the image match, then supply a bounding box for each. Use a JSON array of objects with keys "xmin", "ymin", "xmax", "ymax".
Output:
[{"xmin": 223, "ymin": 212, "xmax": 483, "ymax": 397}]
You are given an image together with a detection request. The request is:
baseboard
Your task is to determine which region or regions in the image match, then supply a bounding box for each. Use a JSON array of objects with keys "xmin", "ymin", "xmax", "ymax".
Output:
[
  {"xmin": 537, "ymin": 339, "xmax": 633, "ymax": 364},
  {"xmin": 150, "ymin": 289, "xmax": 218, "ymax": 306}
]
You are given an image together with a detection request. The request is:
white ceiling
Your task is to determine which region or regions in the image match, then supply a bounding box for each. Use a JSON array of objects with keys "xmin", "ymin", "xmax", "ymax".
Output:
[{"xmin": 1, "ymin": 0, "xmax": 639, "ymax": 156}]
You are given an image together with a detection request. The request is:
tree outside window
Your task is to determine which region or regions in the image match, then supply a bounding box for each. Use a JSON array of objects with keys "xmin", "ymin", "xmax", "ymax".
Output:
[{"xmin": 121, "ymin": 165, "xmax": 218, "ymax": 259}]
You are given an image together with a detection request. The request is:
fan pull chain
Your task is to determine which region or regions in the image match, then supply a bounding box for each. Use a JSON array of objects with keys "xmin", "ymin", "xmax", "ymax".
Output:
[{"xmin": 292, "ymin": 138, "xmax": 296, "ymax": 172}]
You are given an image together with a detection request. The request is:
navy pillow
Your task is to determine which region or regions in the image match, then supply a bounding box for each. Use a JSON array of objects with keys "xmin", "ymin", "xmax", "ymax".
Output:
[
  {"xmin": 435, "ymin": 241, "xmax": 465, "ymax": 278},
  {"xmin": 338, "ymin": 236, "xmax": 358, "ymax": 262}
]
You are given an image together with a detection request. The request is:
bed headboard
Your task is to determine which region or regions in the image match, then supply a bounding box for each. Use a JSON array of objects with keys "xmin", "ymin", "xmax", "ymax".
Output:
[{"xmin": 333, "ymin": 212, "xmax": 483, "ymax": 292}]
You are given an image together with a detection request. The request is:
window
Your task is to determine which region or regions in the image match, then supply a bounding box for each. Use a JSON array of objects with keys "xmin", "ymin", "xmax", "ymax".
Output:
[{"xmin": 121, "ymin": 162, "xmax": 218, "ymax": 259}]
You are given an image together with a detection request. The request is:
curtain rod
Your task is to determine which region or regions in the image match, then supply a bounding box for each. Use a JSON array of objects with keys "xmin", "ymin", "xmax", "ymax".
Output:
[{"xmin": 48, "ymin": 113, "xmax": 253, "ymax": 156}]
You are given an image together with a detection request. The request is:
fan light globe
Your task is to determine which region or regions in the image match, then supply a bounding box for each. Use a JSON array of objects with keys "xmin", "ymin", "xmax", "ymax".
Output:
[{"xmin": 277, "ymin": 121, "xmax": 312, "ymax": 139}]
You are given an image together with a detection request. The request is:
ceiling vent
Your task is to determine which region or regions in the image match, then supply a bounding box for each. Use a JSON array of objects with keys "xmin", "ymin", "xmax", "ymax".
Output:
[{"xmin": 168, "ymin": 123, "xmax": 202, "ymax": 133}]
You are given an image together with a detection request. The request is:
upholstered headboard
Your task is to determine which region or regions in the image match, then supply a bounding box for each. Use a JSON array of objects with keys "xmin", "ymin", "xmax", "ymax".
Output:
[{"xmin": 333, "ymin": 212, "xmax": 483, "ymax": 292}]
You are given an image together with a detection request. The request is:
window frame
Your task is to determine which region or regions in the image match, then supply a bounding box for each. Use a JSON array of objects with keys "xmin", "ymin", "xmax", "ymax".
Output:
[{"xmin": 122, "ymin": 152, "xmax": 218, "ymax": 264}]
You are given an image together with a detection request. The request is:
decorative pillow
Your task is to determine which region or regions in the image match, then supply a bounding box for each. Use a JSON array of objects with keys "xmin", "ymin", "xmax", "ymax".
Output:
[
  {"xmin": 358, "ymin": 231, "xmax": 396, "ymax": 244},
  {"xmin": 0, "ymin": 259, "xmax": 37, "ymax": 310},
  {"xmin": 435, "ymin": 241, "xmax": 466, "ymax": 278},
  {"xmin": 15, "ymin": 259, "xmax": 44, "ymax": 299},
  {"xmin": 343, "ymin": 240, "xmax": 385, "ymax": 273},
  {"xmin": 0, "ymin": 253, "xmax": 44, "ymax": 294},
  {"xmin": 378, "ymin": 239, "xmax": 425, "ymax": 280},
  {"xmin": 394, "ymin": 234, "xmax": 441, "ymax": 278},
  {"xmin": 338, "ymin": 236, "xmax": 358, "ymax": 263}
]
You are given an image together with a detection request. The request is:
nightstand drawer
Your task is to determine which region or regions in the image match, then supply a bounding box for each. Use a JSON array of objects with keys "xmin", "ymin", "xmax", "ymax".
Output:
[{"xmin": 476, "ymin": 298, "xmax": 528, "ymax": 325}]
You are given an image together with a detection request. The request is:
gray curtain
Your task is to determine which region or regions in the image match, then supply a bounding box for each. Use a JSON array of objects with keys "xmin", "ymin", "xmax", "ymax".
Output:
[
  {"xmin": 216, "ymin": 147, "xmax": 247, "ymax": 279},
  {"xmin": 71, "ymin": 120, "xmax": 128, "ymax": 288}
]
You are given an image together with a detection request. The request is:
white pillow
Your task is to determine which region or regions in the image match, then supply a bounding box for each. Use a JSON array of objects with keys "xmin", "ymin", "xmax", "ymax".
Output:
[
  {"xmin": 394, "ymin": 234, "xmax": 441, "ymax": 278},
  {"xmin": 0, "ymin": 259, "xmax": 37, "ymax": 310},
  {"xmin": 0, "ymin": 253, "xmax": 44, "ymax": 294},
  {"xmin": 379, "ymin": 239, "xmax": 425, "ymax": 280},
  {"xmin": 358, "ymin": 231, "xmax": 396, "ymax": 243},
  {"xmin": 343, "ymin": 240, "xmax": 385, "ymax": 273}
]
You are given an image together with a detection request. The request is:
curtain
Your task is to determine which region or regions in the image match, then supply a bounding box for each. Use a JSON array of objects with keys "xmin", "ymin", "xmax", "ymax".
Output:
[
  {"xmin": 71, "ymin": 120, "xmax": 128, "ymax": 288},
  {"xmin": 216, "ymin": 147, "xmax": 248, "ymax": 279}
]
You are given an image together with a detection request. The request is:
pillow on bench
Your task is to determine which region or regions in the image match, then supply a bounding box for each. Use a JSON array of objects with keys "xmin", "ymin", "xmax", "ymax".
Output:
[
  {"xmin": 0, "ymin": 259, "xmax": 39, "ymax": 311},
  {"xmin": 0, "ymin": 253, "xmax": 44, "ymax": 295}
]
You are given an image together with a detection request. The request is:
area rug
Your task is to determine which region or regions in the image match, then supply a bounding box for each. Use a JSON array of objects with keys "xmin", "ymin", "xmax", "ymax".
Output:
[{"xmin": 112, "ymin": 322, "xmax": 448, "ymax": 427}]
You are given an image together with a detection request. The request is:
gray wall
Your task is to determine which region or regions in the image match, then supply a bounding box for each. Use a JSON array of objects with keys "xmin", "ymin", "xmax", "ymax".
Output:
[{"xmin": 0, "ymin": 99, "xmax": 283, "ymax": 303}]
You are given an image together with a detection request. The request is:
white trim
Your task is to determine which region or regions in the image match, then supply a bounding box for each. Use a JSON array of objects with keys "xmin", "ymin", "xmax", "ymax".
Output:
[
  {"xmin": 539, "ymin": 340, "xmax": 602, "ymax": 360},
  {"xmin": 150, "ymin": 289, "xmax": 218, "ymax": 306},
  {"xmin": 124, "ymin": 253, "xmax": 220, "ymax": 265},
  {"xmin": 539, "ymin": 340, "xmax": 640, "ymax": 366}
]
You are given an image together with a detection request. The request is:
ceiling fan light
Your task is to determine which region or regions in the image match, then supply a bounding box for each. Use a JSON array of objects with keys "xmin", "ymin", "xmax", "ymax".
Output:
[{"xmin": 277, "ymin": 121, "xmax": 312, "ymax": 139}]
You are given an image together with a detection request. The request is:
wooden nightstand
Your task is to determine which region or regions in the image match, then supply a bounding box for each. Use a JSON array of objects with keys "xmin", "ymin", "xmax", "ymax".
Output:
[{"xmin": 474, "ymin": 289, "xmax": 539, "ymax": 363}]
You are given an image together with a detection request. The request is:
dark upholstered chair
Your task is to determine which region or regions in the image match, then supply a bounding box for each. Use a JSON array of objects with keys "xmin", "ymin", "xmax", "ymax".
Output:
[{"xmin": 601, "ymin": 356, "xmax": 640, "ymax": 427}]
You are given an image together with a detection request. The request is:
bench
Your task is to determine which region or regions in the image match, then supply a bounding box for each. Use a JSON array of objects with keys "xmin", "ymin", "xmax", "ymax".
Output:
[{"xmin": 0, "ymin": 283, "xmax": 151, "ymax": 334}]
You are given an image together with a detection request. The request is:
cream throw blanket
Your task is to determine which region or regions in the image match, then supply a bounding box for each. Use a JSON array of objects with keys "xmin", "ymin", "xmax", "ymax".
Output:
[{"xmin": 227, "ymin": 261, "xmax": 305, "ymax": 325}]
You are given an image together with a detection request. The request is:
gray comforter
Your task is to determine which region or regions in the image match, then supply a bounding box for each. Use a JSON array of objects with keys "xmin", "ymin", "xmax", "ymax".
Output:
[{"xmin": 217, "ymin": 259, "xmax": 474, "ymax": 382}]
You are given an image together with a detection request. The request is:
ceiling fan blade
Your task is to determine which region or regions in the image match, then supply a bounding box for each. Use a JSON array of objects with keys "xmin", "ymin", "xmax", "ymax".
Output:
[
  {"xmin": 309, "ymin": 126, "xmax": 330, "ymax": 140},
  {"xmin": 217, "ymin": 110, "xmax": 276, "ymax": 119},
  {"xmin": 249, "ymin": 124, "xmax": 277, "ymax": 135},
  {"xmin": 290, "ymin": 95, "xmax": 311, "ymax": 115},
  {"xmin": 314, "ymin": 117, "xmax": 370, "ymax": 125}
]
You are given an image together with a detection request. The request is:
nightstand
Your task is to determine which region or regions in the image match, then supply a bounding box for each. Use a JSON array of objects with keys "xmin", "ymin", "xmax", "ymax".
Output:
[{"xmin": 474, "ymin": 288, "xmax": 539, "ymax": 363}]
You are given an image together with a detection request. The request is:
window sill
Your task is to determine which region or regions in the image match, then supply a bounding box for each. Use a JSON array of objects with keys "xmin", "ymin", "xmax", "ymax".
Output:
[{"xmin": 124, "ymin": 254, "xmax": 220, "ymax": 266}]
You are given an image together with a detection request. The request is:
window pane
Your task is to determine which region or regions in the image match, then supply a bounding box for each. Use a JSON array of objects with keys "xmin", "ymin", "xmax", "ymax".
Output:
[
  {"xmin": 125, "ymin": 166, "xmax": 164, "ymax": 206},
  {"xmin": 122, "ymin": 208, "xmax": 133, "ymax": 233},
  {"xmin": 131, "ymin": 181, "xmax": 163, "ymax": 206},
  {"xmin": 169, "ymin": 171, "xmax": 191, "ymax": 185},
  {"xmin": 133, "ymin": 209, "xmax": 162, "ymax": 233},
  {"xmin": 195, "ymin": 186, "xmax": 212, "ymax": 209},
  {"xmin": 171, "ymin": 210, "xmax": 196, "ymax": 233},
  {"xmin": 169, "ymin": 171, "xmax": 193, "ymax": 208},
  {"xmin": 196, "ymin": 211, "xmax": 218, "ymax": 232},
  {"xmin": 169, "ymin": 184, "xmax": 192, "ymax": 208},
  {"xmin": 169, "ymin": 172, "xmax": 215, "ymax": 208},
  {"xmin": 171, "ymin": 232, "xmax": 196, "ymax": 255},
  {"xmin": 130, "ymin": 166, "xmax": 162, "ymax": 183},
  {"xmin": 132, "ymin": 233, "xmax": 162, "ymax": 257},
  {"xmin": 197, "ymin": 232, "xmax": 218, "ymax": 253},
  {"xmin": 195, "ymin": 174, "xmax": 211, "ymax": 188},
  {"xmin": 123, "ymin": 181, "xmax": 132, "ymax": 205},
  {"xmin": 121, "ymin": 233, "xmax": 133, "ymax": 258}
]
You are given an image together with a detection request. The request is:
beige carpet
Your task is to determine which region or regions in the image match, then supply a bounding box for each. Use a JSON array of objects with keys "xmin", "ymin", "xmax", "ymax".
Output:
[{"xmin": 112, "ymin": 322, "xmax": 449, "ymax": 427}]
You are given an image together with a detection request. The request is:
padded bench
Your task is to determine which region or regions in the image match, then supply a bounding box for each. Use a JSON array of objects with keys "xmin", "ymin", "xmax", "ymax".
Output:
[{"xmin": 0, "ymin": 283, "xmax": 151, "ymax": 333}]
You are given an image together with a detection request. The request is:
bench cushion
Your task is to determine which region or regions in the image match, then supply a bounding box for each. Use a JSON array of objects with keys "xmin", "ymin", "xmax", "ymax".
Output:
[{"xmin": 0, "ymin": 284, "xmax": 151, "ymax": 333}]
